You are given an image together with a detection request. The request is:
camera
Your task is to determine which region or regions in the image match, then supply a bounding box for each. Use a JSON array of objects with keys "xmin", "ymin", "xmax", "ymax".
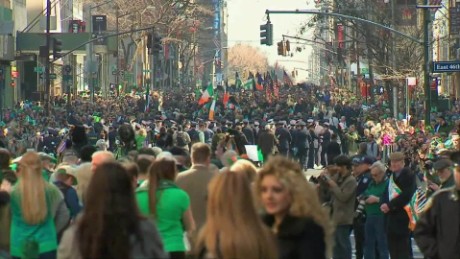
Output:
[{"xmin": 354, "ymin": 195, "xmax": 368, "ymax": 218}]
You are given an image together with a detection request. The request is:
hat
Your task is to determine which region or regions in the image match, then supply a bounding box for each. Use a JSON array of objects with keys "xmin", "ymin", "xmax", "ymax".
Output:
[
  {"xmin": 290, "ymin": 120, "xmax": 297, "ymax": 126},
  {"xmin": 334, "ymin": 155, "xmax": 352, "ymax": 167},
  {"xmin": 389, "ymin": 152, "xmax": 405, "ymax": 161},
  {"xmin": 38, "ymin": 152, "xmax": 57, "ymax": 163},
  {"xmin": 297, "ymin": 121, "xmax": 307, "ymax": 126},
  {"xmin": 276, "ymin": 121, "xmax": 284, "ymax": 126},
  {"xmin": 243, "ymin": 119, "xmax": 249, "ymax": 124},
  {"xmin": 352, "ymin": 156, "xmax": 374, "ymax": 165},
  {"xmin": 254, "ymin": 121, "xmax": 260, "ymax": 126},
  {"xmin": 433, "ymin": 159, "xmax": 453, "ymax": 170},
  {"xmin": 55, "ymin": 166, "xmax": 78, "ymax": 185}
]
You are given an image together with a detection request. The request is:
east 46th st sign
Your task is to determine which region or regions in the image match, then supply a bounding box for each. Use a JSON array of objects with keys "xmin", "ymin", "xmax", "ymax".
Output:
[{"xmin": 432, "ymin": 61, "xmax": 460, "ymax": 73}]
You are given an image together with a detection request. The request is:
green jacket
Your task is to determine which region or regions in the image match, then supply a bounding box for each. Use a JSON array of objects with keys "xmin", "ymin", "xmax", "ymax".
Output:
[{"xmin": 10, "ymin": 183, "xmax": 69, "ymax": 257}]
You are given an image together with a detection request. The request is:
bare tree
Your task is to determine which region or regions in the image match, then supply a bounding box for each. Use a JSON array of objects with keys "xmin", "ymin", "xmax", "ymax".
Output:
[{"xmin": 228, "ymin": 44, "xmax": 269, "ymax": 79}]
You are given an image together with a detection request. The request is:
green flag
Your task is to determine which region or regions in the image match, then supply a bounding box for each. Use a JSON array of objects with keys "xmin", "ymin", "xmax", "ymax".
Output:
[{"xmin": 243, "ymin": 78, "xmax": 254, "ymax": 90}]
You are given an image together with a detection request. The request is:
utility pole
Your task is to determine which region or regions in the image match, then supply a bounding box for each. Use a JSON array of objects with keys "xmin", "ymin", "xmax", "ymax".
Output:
[
  {"xmin": 422, "ymin": 1, "xmax": 431, "ymax": 123},
  {"xmin": 116, "ymin": 7, "xmax": 120, "ymax": 97},
  {"xmin": 391, "ymin": 0, "xmax": 398, "ymax": 119},
  {"xmin": 45, "ymin": 0, "xmax": 51, "ymax": 116}
]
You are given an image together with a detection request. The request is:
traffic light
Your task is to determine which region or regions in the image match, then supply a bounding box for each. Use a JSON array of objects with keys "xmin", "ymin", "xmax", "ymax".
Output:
[
  {"xmin": 52, "ymin": 38, "xmax": 63, "ymax": 59},
  {"xmin": 260, "ymin": 22, "xmax": 273, "ymax": 46},
  {"xmin": 285, "ymin": 40, "xmax": 291, "ymax": 52},
  {"xmin": 277, "ymin": 41, "xmax": 286, "ymax": 56},
  {"xmin": 147, "ymin": 33, "xmax": 162, "ymax": 54}
]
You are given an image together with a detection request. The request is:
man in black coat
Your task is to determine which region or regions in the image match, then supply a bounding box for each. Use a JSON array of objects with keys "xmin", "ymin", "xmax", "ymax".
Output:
[
  {"xmin": 242, "ymin": 120, "xmax": 255, "ymax": 145},
  {"xmin": 380, "ymin": 152, "xmax": 416, "ymax": 259},
  {"xmin": 414, "ymin": 153, "xmax": 460, "ymax": 259},
  {"xmin": 275, "ymin": 121, "xmax": 292, "ymax": 157},
  {"xmin": 294, "ymin": 121, "xmax": 308, "ymax": 168}
]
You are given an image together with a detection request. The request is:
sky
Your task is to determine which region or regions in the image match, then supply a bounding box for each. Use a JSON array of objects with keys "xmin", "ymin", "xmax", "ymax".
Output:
[{"xmin": 227, "ymin": 0, "xmax": 316, "ymax": 81}]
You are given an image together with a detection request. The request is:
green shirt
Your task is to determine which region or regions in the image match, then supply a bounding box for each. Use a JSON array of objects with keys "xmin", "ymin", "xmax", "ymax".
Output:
[
  {"xmin": 364, "ymin": 178, "xmax": 389, "ymax": 216},
  {"xmin": 10, "ymin": 183, "xmax": 60, "ymax": 257},
  {"xmin": 135, "ymin": 180, "xmax": 190, "ymax": 252}
]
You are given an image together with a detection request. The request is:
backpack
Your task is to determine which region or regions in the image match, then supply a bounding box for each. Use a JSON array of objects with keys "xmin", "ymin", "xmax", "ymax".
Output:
[{"xmin": 176, "ymin": 132, "xmax": 187, "ymax": 147}]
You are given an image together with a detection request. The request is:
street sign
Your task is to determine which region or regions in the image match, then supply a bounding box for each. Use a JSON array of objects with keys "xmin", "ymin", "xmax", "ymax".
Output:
[
  {"xmin": 41, "ymin": 73, "xmax": 57, "ymax": 79},
  {"xmin": 432, "ymin": 61, "xmax": 460, "ymax": 73},
  {"xmin": 34, "ymin": 67, "xmax": 44, "ymax": 73}
]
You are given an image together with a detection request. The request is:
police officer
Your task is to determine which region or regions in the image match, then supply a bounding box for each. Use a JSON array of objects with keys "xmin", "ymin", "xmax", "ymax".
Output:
[{"xmin": 351, "ymin": 155, "xmax": 373, "ymax": 259}]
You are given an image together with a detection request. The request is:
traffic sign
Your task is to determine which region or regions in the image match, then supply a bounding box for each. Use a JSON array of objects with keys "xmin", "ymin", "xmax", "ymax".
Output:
[
  {"xmin": 40, "ymin": 73, "xmax": 57, "ymax": 79},
  {"xmin": 432, "ymin": 61, "xmax": 460, "ymax": 73},
  {"xmin": 34, "ymin": 67, "xmax": 44, "ymax": 73}
]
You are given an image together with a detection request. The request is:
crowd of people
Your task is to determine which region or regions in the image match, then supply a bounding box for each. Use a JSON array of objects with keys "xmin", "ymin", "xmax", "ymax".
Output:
[{"xmin": 0, "ymin": 84, "xmax": 459, "ymax": 259}]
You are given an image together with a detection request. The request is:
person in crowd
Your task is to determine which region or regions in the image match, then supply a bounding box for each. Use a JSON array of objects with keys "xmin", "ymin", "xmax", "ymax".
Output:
[
  {"xmin": 258, "ymin": 125, "xmax": 277, "ymax": 162},
  {"xmin": 91, "ymin": 151, "xmax": 115, "ymax": 172},
  {"xmin": 0, "ymin": 170, "xmax": 17, "ymax": 255},
  {"xmin": 366, "ymin": 134, "xmax": 380, "ymax": 159},
  {"xmin": 196, "ymin": 171, "xmax": 277, "ymax": 259},
  {"xmin": 58, "ymin": 162, "xmax": 168, "ymax": 259},
  {"xmin": 136, "ymin": 157, "xmax": 195, "ymax": 259},
  {"xmin": 293, "ymin": 121, "xmax": 308, "ymax": 168},
  {"xmin": 173, "ymin": 126, "xmax": 191, "ymax": 152},
  {"xmin": 258, "ymin": 156, "xmax": 333, "ymax": 259},
  {"xmin": 136, "ymin": 155, "xmax": 155, "ymax": 187},
  {"xmin": 380, "ymin": 152, "xmax": 416, "ymax": 259},
  {"xmin": 10, "ymin": 151, "xmax": 69, "ymax": 259},
  {"xmin": 428, "ymin": 158, "xmax": 455, "ymax": 191},
  {"xmin": 363, "ymin": 161, "xmax": 389, "ymax": 259},
  {"xmin": 230, "ymin": 159, "xmax": 258, "ymax": 183},
  {"xmin": 73, "ymin": 145, "xmax": 96, "ymax": 205},
  {"xmin": 414, "ymin": 151, "xmax": 460, "ymax": 259},
  {"xmin": 52, "ymin": 165, "xmax": 81, "ymax": 222},
  {"xmin": 325, "ymin": 133, "xmax": 342, "ymax": 166},
  {"xmin": 275, "ymin": 121, "xmax": 292, "ymax": 156},
  {"xmin": 321, "ymin": 155, "xmax": 356, "ymax": 259},
  {"xmin": 242, "ymin": 119, "xmax": 255, "ymax": 145},
  {"xmin": 351, "ymin": 155, "xmax": 373, "ymax": 259},
  {"xmin": 176, "ymin": 143, "xmax": 217, "ymax": 239},
  {"xmin": 121, "ymin": 161, "xmax": 140, "ymax": 189},
  {"xmin": 345, "ymin": 125, "xmax": 359, "ymax": 156}
]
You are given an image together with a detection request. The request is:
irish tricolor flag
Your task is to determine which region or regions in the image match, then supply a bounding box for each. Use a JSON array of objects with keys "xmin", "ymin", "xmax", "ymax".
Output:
[
  {"xmin": 208, "ymin": 98, "xmax": 216, "ymax": 121},
  {"xmin": 198, "ymin": 83, "xmax": 214, "ymax": 105}
]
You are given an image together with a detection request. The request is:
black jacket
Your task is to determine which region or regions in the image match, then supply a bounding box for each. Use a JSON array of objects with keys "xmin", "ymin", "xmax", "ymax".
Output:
[
  {"xmin": 414, "ymin": 187, "xmax": 460, "ymax": 259},
  {"xmin": 262, "ymin": 214, "xmax": 326, "ymax": 259},
  {"xmin": 382, "ymin": 167, "xmax": 416, "ymax": 235}
]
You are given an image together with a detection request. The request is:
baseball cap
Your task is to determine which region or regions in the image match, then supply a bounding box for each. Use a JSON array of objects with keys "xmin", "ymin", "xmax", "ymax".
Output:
[
  {"xmin": 334, "ymin": 155, "xmax": 352, "ymax": 167},
  {"xmin": 352, "ymin": 156, "xmax": 375, "ymax": 165},
  {"xmin": 433, "ymin": 159, "xmax": 453, "ymax": 171}
]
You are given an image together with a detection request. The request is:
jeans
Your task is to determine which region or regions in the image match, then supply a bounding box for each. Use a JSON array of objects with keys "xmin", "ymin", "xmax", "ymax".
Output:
[
  {"xmin": 364, "ymin": 215, "xmax": 388, "ymax": 259},
  {"xmin": 333, "ymin": 224, "xmax": 352, "ymax": 259}
]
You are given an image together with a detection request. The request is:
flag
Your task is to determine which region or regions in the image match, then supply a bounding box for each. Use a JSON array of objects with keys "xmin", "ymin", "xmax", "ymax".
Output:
[
  {"xmin": 223, "ymin": 92, "xmax": 230, "ymax": 107},
  {"xmin": 235, "ymin": 72, "xmax": 243, "ymax": 88},
  {"xmin": 283, "ymin": 70, "xmax": 293, "ymax": 87},
  {"xmin": 144, "ymin": 94, "xmax": 150, "ymax": 113},
  {"xmin": 198, "ymin": 83, "xmax": 214, "ymax": 105},
  {"xmin": 208, "ymin": 98, "xmax": 216, "ymax": 121},
  {"xmin": 243, "ymin": 72, "xmax": 255, "ymax": 90},
  {"xmin": 243, "ymin": 78, "xmax": 254, "ymax": 90},
  {"xmin": 255, "ymin": 72, "xmax": 264, "ymax": 91}
]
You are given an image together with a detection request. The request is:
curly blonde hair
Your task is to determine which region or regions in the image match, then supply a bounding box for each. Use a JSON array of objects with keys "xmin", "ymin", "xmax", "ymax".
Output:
[{"xmin": 255, "ymin": 156, "xmax": 334, "ymax": 257}]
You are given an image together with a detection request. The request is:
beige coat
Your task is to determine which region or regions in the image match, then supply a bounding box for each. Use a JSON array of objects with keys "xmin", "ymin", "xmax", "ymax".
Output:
[
  {"xmin": 176, "ymin": 165, "xmax": 217, "ymax": 234},
  {"xmin": 330, "ymin": 174, "xmax": 357, "ymax": 226}
]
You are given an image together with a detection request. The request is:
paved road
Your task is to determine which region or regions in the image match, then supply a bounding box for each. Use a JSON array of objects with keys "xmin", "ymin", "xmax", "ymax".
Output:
[{"xmin": 304, "ymin": 170, "xmax": 424, "ymax": 258}]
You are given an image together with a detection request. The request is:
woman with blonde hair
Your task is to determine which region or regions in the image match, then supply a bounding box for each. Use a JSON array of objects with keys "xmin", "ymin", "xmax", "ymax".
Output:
[
  {"xmin": 256, "ymin": 155, "xmax": 333, "ymax": 259},
  {"xmin": 10, "ymin": 151, "xmax": 69, "ymax": 259},
  {"xmin": 195, "ymin": 171, "xmax": 277, "ymax": 259},
  {"xmin": 230, "ymin": 159, "xmax": 258, "ymax": 182}
]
